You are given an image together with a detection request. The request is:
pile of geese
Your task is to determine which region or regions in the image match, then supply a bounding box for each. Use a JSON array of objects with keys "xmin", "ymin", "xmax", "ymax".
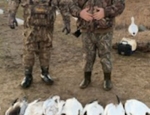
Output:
[{"xmin": 5, "ymin": 95, "xmax": 150, "ymax": 115}]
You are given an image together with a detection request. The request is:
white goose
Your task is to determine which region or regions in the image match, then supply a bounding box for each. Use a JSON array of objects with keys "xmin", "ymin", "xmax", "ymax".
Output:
[
  {"xmin": 24, "ymin": 99, "xmax": 43, "ymax": 115},
  {"xmin": 128, "ymin": 16, "xmax": 138, "ymax": 37},
  {"xmin": 82, "ymin": 100, "xmax": 104, "ymax": 115},
  {"xmin": 61, "ymin": 97, "xmax": 83, "ymax": 115},
  {"xmin": 125, "ymin": 99, "xmax": 150, "ymax": 115},
  {"xmin": 42, "ymin": 95, "xmax": 61, "ymax": 115},
  {"xmin": 103, "ymin": 96, "xmax": 125, "ymax": 115},
  {"xmin": 5, "ymin": 97, "xmax": 28, "ymax": 115}
]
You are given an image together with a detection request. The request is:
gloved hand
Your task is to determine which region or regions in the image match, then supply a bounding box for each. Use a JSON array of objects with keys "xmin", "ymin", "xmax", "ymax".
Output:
[
  {"xmin": 8, "ymin": 14, "xmax": 18, "ymax": 29},
  {"xmin": 62, "ymin": 22, "xmax": 70, "ymax": 35}
]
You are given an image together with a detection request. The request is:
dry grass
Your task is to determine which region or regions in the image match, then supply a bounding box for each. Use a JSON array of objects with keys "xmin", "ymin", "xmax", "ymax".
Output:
[{"xmin": 116, "ymin": 0, "xmax": 150, "ymax": 29}]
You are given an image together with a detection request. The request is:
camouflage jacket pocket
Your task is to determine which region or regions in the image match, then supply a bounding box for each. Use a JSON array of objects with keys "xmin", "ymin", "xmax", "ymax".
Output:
[
  {"xmin": 94, "ymin": 18, "xmax": 113, "ymax": 29},
  {"xmin": 25, "ymin": 4, "xmax": 56, "ymax": 27}
]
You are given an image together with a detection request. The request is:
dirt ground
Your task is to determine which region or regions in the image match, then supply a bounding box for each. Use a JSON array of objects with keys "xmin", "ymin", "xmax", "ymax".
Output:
[{"xmin": 0, "ymin": 0, "xmax": 150, "ymax": 114}]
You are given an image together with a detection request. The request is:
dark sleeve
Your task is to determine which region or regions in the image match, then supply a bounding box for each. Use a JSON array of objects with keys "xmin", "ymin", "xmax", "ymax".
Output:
[
  {"xmin": 57, "ymin": 0, "xmax": 71, "ymax": 29},
  {"xmin": 8, "ymin": 0, "xmax": 20, "ymax": 16},
  {"xmin": 104, "ymin": 0, "xmax": 125, "ymax": 18},
  {"xmin": 68, "ymin": 0, "xmax": 81, "ymax": 18}
]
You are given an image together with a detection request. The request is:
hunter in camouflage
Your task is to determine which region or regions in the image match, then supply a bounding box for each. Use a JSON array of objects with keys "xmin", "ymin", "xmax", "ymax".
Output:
[
  {"xmin": 69, "ymin": 0, "xmax": 125, "ymax": 90},
  {"xmin": 8, "ymin": 0, "xmax": 71, "ymax": 88}
]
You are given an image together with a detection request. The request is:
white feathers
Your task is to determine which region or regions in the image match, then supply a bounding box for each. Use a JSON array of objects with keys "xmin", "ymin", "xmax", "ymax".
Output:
[
  {"xmin": 125, "ymin": 99, "xmax": 150, "ymax": 115},
  {"xmin": 42, "ymin": 95, "xmax": 60, "ymax": 115},
  {"xmin": 5, "ymin": 96, "xmax": 150, "ymax": 115},
  {"xmin": 24, "ymin": 95, "xmax": 65, "ymax": 115},
  {"xmin": 5, "ymin": 98, "xmax": 28, "ymax": 115},
  {"xmin": 24, "ymin": 99, "xmax": 43, "ymax": 115},
  {"xmin": 56, "ymin": 100, "xmax": 66, "ymax": 115},
  {"xmin": 62, "ymin": 97, "xmax": 83, "ymax": 115},
  {"xmin": 82, "ymin": 101, "xmax": 104, "ymax": 115},
  {"xmin": 16, "ymin": 18, "xmax": 24, "ymax": 25},
  {"xmin": 19, "ymin": 99, "xmax": 28, "ymax": 115},
  {"xmin": 104, "ymin": 102, "xmax": 125, "ymax": 115},
  {"xmin": 0, "ymin": 9, "xmax": 4, "ymax": 14},
  {"xmin": 103, "ymin": 96, "xmax": 125, "ymax": 115},
  {"xmin": 128, "ymin": 16, "xmax": 138, "ymax": 37}
]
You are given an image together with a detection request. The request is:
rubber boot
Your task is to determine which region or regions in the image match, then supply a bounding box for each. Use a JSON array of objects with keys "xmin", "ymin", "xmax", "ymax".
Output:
[
  {"xmin": 103, "ymin": 72, "xmax": 113, "ymax": 91},
  {"xmin": 79, "ymin": 72, "xmax": 91, "ymax": 89},
  {"xmin": 21, "ymin": 67, "xmax": 33, "ymax": 88},
  {"xmin": 40, "ymin": 67, "xmax": 54, "ymax": 85}
]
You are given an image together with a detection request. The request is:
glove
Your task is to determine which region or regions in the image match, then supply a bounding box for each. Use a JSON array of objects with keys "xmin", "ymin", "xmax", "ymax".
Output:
[
  {"xmin": 8, "ymin": 13, "xmax": 18, "ymax": 29},
  {"xmin": 62, "ymin": 22, "xmax": 70, "ymax": 35}
]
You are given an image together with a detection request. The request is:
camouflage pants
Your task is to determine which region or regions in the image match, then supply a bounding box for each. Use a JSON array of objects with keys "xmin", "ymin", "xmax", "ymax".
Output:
[
  {"xmin": 82, "ymin": 32, "xmax": 113, "ymax": 73},
  {"xmin": 23, "ymin": 41, "xmax": 52, "ymax": 68},
  {"xmin": 23, "ymin": 28, "xmax": 52, "ymax": 68}
]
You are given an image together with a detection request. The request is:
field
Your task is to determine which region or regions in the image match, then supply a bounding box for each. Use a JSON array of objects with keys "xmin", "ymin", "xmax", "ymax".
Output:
[{"xmin": 0, "ymin": 0, "xmax": 150, "ymax": 114}]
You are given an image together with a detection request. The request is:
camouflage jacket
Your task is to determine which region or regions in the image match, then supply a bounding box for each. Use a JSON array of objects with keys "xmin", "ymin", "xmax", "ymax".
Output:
[
  {"xmin": 69, "ymin": 0, "xmax": 125, "ymax": 32},
  {"xmin": 8, "ymin": 0, "xmax": 70, "ymax": 29}
]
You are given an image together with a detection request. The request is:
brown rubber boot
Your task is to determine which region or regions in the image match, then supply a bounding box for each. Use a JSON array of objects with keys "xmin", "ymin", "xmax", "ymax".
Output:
[
  {"xmin": 21, "ymin": 67, "xmax": 33, "ymax": 89},
  {"xmin": 103, "ymin": 72, "xmax": 113, "ymax": 91},
  {"xmin": 79, "ymin": 72, "xmax": 91, "ymax": 89},
  {"xmin": 40, "ymin": 67, "xmax": 54, "ymax": 85}
]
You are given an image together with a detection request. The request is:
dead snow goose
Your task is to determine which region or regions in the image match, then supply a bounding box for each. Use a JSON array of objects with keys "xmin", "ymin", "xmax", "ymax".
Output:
[
  {"xmin": 42, "ymin": 95, "xmax": 61, "ymax": 115},
  {"xmin": 61, "ymin": 97, "xmax": 83, "ymax": 115},
  {"xmin": 24, "ymin": 99, "xmax": 43, "ymax": 115},
  {"xmin": 125, "ymin": 99, "xmax": 150, "ymax": 115},
  {"xmin": 82, "ymin": 100, "xmax": 104, "ymax": 115},
  {"xmin": 103, "ymin": 95, "xmax": 125, "ymax": 115},
  {"xmin": 56, "ymin": 100, "xmax": 66, "ymax": 115},
  {"xmin": 128, "ymin": 16, "xmax": 138, "ymax": 37},
  {"xmin": 5, "ymin": 97, "xmax": 28, "ymax": 115}
]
